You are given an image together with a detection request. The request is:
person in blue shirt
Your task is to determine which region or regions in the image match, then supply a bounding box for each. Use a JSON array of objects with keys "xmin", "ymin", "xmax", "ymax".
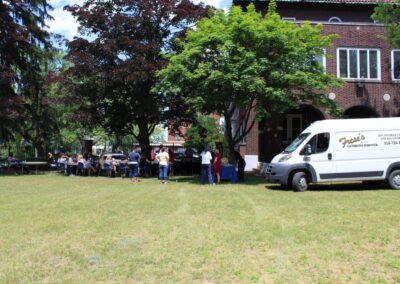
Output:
[{"xmin": 128, "ymin": 145, "xmax": 141, "ymax": 183}]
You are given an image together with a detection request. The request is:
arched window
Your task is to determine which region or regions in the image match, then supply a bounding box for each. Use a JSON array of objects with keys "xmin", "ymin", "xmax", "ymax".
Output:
[{"xmin": 328, "ymin": 17, "xmax": 342, "ymax": 23}]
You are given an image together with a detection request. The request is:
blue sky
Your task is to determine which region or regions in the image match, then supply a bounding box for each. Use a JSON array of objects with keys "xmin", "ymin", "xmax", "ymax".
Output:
[{"xmin": 47, "ymin": 0, "xmax": 232, "ymax": 40}]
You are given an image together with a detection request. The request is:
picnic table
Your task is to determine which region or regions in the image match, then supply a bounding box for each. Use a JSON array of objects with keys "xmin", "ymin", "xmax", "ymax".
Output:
[{"xmin": 20, "ymin": 161, "xmax": 48, "ymax": 174}]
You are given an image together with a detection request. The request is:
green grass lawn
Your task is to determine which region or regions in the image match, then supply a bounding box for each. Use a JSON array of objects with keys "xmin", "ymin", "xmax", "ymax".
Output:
[{"xmin": 1, "ymin": 174, "xmax": 399, "ymax": 283}]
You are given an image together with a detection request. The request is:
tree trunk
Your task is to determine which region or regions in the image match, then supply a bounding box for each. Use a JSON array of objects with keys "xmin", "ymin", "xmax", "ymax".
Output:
[
  {"xmin": 137, "ymin": 118, "xmax": 152, "ymax": 160},
  {"xmin": 34, "ymin": 141, "xmax": 46, "ymax": 158},
  {"xmin": 33, "ymin": 123, "xmax": 47, "ymax": 158},
  {"xmin": 223, "ymin": 110, "xmax": 236, "ymax": 163}
]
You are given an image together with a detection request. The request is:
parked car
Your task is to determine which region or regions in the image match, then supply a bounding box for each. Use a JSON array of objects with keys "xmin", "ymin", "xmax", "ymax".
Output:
[{"xmin": 104, "ymin": 153, "xmax": 127, "ymax": 164}]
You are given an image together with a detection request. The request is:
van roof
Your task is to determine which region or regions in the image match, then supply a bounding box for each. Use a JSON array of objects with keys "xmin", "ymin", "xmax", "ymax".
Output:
[{"xmin": 304, "ymin": 117, "xmax": 400, "ymax": 133}]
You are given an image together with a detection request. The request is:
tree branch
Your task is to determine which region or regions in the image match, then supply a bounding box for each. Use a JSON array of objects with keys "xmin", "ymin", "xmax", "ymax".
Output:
[{"xmin": 232, "ymin": 100, "xmax": 256, "ymax": 145}]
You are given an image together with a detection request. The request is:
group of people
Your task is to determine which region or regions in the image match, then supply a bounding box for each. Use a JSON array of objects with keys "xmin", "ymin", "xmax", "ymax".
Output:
[
  {"xmin": 55, "ymin": 147, "xmax": 173, "ymax": 179},
  {"xmin": 199, "ymin": 147, "xmax": 246, "ymax": 185},
  {"xmin": 128, "ymin": 145, "xmax": 247, "ymax": 185},
  {"xmin": 127, "ymin": 144, "xmax": 247, "ymax": 185},
  {"xmin": 127, "ymin": 145, "xmax": 171, "ymax": 184},
  {"xmin": 57, "ymin": 153, "xmax": 107, "ymax": 175},
  {"xmin": 4, "ymin": 145, "xmax": 247, "ymax": 184}
]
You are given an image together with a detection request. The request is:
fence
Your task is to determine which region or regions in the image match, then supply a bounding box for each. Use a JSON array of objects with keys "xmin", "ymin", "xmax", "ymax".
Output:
[{"xmin": 0, "ymin": 144, "xmax": 36, "ymax": 161}]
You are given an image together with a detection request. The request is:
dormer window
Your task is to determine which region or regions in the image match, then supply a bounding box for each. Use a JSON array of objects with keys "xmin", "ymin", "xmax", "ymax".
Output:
[{"xmin": 328, "ymin": 17, "xmax": 342, "ymax": 23}]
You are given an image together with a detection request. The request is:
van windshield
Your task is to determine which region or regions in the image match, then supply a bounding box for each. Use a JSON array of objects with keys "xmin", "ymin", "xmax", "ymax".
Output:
[{"xmin": 282, "ymin": 133, "xmax": 311, "ymax": 153}]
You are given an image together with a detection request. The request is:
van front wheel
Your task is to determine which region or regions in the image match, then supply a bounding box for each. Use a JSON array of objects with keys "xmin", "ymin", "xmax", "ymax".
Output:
[
  {"xmin": 388, "ymin": 170, "xmax": 400, "ymax": 190},
  {"xmin": 292, "ymin": 172, "xmax": 308, "ymax": 192}
]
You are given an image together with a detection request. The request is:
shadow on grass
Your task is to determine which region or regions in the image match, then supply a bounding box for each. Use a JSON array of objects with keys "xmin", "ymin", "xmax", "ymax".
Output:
[
  {"xmin": 267, "ymin": 182, "xmax": 395, "ymax": 192},
  {"xmin": 172, "ymin": 174, "xmax": 267, "ymax": 186},
  {"xmin": 0, "ymin": 170, "xmax": 48, "ymax": 176}
]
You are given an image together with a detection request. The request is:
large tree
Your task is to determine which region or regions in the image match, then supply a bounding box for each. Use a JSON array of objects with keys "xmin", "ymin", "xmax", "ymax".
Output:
[
  {"xmin": 156, "ymin": 2, "xmax": 342, "ymax": 158},
  {"xmin": 184, "ymin": 115, "xmax": 224, "ymax": 152},
  {"xmin": 65, "ymin": 0, "xmax": 208, "ymax": 159},
  {"xmin": 19, "ymin": 49, "xmax": 60, "ymax": 157},
  {"xmin": 372, "ymin": 1, "xmax": 400, "ymax": 47},
  {"xmin": 0, "ymin": 0, "xmax": 52, "ymax": 142}
]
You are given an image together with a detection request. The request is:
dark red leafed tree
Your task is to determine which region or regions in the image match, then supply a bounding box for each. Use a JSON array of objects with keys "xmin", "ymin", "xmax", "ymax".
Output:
[
  {"xmin": 0, "ymin": 0, "xmax": 52, "ymax": 141},
  {"xmin": 65, "ymin": 0, "xmax": 208, "ymax": 159}
]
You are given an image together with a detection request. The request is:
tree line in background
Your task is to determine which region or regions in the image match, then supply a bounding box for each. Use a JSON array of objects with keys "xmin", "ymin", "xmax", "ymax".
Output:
[{"xmin": 2, "ymin": 0, "xmax": 367, "ymax": 160}]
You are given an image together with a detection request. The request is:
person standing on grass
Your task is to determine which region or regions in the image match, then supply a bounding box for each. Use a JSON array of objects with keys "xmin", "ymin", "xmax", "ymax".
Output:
[
  {"xmin": 234, "ymin": 150, "xmax": 246, "ymax": 182},
  {"xmin": 128, "ymin": 145, "xmax": 141, "ymax": 183},
  {"xmin": 97, "ymin": 154, "xmax": 105, "ymax": 176},
  {"xmin": 200, "ymin": 146, "xmax": 214, "ymax": 185},
  {"xmin": 156, "ymin": 146, "xmax": 169, "ymax": 184},
  {"xmin": 213, "ymin": 148, "xmax": 222, "ymax": 184}
]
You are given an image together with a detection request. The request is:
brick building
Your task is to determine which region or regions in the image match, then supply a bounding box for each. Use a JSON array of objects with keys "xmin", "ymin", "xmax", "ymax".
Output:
[{"xmin": 233, "ymin": 0, "xmax": 400, "ymax": 169}]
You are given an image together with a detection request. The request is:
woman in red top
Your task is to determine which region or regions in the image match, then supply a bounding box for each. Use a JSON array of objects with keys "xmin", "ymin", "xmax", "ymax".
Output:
[{"xmin": 213, "ymin": 149, "xmax": 222, "ymax": 184}]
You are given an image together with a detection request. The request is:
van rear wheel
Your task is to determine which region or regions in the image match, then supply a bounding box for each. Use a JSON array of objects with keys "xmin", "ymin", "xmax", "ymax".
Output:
[
  {"xmin": 292, "ymin": 172, "xmax": 308, "ymax": 192},
  {"xmin": 388, "ymin": 170, "xmax": 400, "ymax": 190}
]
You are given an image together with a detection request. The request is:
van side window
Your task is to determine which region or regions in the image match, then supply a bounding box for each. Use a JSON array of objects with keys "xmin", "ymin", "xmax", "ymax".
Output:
[{"xmin": 300, "ymin": 132, "xmax": 330, "ymax": 155}]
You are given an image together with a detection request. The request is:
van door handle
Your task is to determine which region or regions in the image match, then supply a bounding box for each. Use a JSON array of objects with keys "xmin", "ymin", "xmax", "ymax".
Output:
[{"xmin": 328, "ymin": 153, "xmax": 332, "ymax": 160}]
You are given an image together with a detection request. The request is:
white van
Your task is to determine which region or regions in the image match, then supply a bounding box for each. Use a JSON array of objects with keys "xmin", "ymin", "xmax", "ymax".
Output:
[{"xmin": 265, "ymin": 117, "xmax": 400, "ymax": 191}]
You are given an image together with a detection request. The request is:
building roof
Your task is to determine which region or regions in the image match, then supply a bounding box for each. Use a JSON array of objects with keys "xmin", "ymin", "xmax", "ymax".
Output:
[{"xmin": 234, "ymin": 0, "xmax": 387, "ymax": 4}]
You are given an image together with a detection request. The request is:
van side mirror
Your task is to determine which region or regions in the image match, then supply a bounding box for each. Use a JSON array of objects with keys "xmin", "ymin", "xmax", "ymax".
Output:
[{"xmin": 306, "ymin": 144, "xmax": 312, "ymax": 155}]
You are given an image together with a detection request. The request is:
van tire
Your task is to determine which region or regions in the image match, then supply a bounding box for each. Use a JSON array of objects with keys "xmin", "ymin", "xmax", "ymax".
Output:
[
  {"xmin": 292, "ymin": 172, "xmax": 308, "ymax": 192},
  {"xmin": 388, "ymin": 170, "xmax": 400, "ymax": 190}
]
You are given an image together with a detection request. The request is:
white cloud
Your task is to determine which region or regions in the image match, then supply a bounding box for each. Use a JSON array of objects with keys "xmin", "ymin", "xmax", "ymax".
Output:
[
  {"xmin": 47, "ymin": 7, "xmax": 79, "ymax": 40},
  {"xmin": 193, "ymin": 0, "xmax": 231, "ymax": 10},
  {"xmin": 46, "ymin": 0, "xmax": 85, "ymax": 40}
]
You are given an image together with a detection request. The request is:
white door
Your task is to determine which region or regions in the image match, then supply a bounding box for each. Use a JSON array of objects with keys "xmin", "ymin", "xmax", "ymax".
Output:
[{"xmin": 300, "ymin": 132, "xmax": 335, "ymax": 181}]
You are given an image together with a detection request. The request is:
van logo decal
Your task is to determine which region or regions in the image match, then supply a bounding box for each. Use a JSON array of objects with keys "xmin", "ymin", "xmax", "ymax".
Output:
[{"xmin": 339, "ymin": 133, "xmax": 365, "ymax": 148}]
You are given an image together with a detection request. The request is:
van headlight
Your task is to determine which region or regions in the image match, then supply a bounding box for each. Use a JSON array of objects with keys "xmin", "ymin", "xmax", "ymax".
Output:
[{"xmin": 278, "ymin": 154, "xmax": 292, "ymax": 162}]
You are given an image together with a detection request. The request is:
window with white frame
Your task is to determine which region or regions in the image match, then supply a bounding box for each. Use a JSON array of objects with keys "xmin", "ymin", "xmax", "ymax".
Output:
[
  {"xmin": 391, "ymin": 50, "xmax": 400, "ymax": 80},
  {"xmin": 337, "ymin": 48, "xmax": 380, "ymax": 80},
  {"xmin": 315, "ymin": 49, "xmax": 326, "ymax": 72}
]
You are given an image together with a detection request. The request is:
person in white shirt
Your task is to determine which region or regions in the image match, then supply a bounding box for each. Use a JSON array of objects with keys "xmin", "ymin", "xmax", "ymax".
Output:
[
  {"xmin": 57, "ymin": 153, "xmax": 67, "ymax": 174},
  {"xmin": 83, "ymin": 154, "xmax": 96, "ymax": 174},
  {"xmin": 155, "ymin": 146, "xmax": 169, "ymax": 184},
  {"xmin": 200, "ymin": 146, "xmax": 214, "ymax": 185}
]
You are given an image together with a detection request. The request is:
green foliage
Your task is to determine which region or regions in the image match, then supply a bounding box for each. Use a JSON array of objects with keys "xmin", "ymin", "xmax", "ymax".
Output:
[
  {"xmin": 0, "ymin": 0, "xmax": 52, "ymax": 141},
  {"xmin": 150, "ymin": 125, "xmax": 167, "ymax": 144},
  {"xmin": 19, "ymin": 48, "xmax": 61, "ymax": 157},
  {"xmin": 372, "ymin": 2, "xmax": 400, "ymax": 47},
  {"xmin": 156, "ymin": 2, "xmax": 342, "ymax": 156},
  {"xmin": 65, "ymin": 0, "xmax": 208, "ymax": 159},
  {"xmin": 39, "ymin": 51, "xmax": 109, "ymax": 155},
  {"xmin": 184, "ymin": 115, "xmax": 224, "ymax": 150}
]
